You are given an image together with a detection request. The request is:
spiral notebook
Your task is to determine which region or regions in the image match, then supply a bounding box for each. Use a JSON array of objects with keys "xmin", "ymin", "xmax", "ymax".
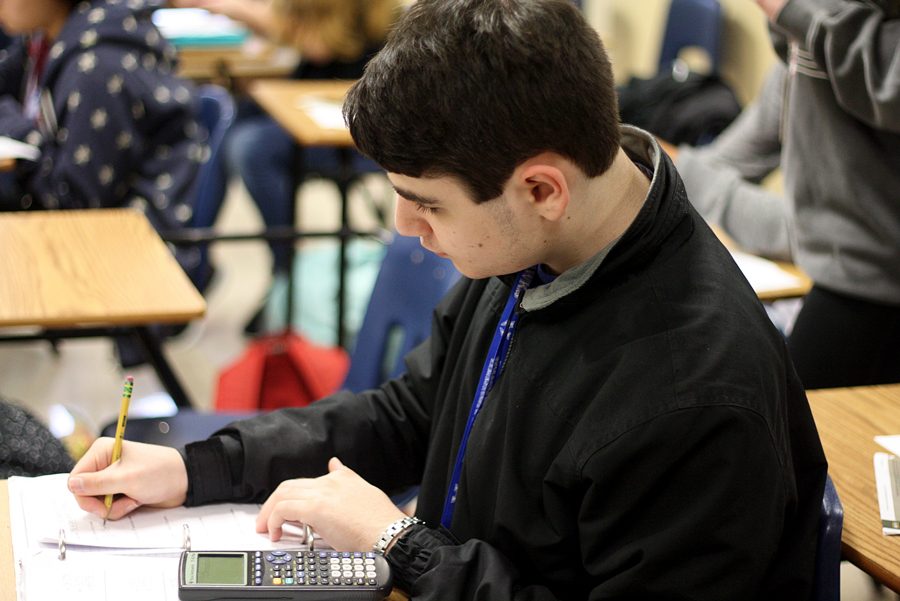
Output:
[{"xmin": 8, "ymin": 473, "xmax": 311, "ymax": 601}]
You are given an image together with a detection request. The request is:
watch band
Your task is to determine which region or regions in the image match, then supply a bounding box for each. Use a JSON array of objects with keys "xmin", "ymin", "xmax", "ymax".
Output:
[{"xmin": 373, "ymin": 516, "xmax": 424, "ymax": 555}]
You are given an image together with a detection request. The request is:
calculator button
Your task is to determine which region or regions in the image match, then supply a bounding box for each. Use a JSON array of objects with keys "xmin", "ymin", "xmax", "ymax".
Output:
[
  {"xmin": 272, "ymin": 578, "xmax": 283, "ymax": 585},
  {"xmin": 284, "ymin": 578, "xmax": 294, "ymax": 585}
]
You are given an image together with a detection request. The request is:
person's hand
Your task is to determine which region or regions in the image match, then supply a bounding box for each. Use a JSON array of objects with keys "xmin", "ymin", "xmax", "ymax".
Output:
[
  {"xmin": 256, "ymin": 457, "xmax": 408, "ymax": 551},
  {"xmin": 67, "ymin": 438, "xmax": 189, "ymax": 520},
  {"xmin": 755, "ymin": 0, "xmax": 789, "ymax": 21}
]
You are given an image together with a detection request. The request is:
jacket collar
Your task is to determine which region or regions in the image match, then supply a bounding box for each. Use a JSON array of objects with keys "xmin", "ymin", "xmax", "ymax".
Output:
[{"xmin": 519, "ymin": 125, "xmax": 690, "ymax": 311}]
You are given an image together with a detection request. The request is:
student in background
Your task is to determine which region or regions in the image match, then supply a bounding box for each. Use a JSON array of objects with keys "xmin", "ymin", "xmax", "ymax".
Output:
[
  {"xmin": 0, "ymin": 0, "xmax": 210, "ymax": 368},
  {"xmin": 69, "ymin": 1, "xmax": 826, "ymax": 598},
  {"xmin": 0, "ymin": 0, "xmax": 206, "ymax": 280},
  {"xmin": 173, "ymin": 0, "xmax": 404, "ymax": 333},
  {"xmin": 668, "ymin": 0, "xmax": 900, "ymax": 389}
]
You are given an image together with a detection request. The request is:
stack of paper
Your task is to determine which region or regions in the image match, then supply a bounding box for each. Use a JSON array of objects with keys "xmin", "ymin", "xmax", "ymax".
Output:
[
  {"xmin": 9, "ymin": 473, "xmax": 310, "ymax": 601},
  {"xmin": 874, "ymin": 436, "xmax": 900, "ymax": 535}
]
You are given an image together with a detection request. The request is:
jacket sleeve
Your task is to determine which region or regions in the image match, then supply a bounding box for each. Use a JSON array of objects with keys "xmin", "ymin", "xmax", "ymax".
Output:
[
  {"xmin": 676, "ymin": 64, "xmax": 794, "ymax": 261},
  {"xmin": 384, "ymin": 406, "xmax": 803, "ymax": 601},
  {"xmin": 181, "ymin": 279, "xmax": 468, "ymax": 505},
  {"xmin": 0, "ymin": 42, "xmax": 39, "ymax": 142},
  {"xmin": 776, "ymin": 0, "xmax": 900, "ymax": 131}
]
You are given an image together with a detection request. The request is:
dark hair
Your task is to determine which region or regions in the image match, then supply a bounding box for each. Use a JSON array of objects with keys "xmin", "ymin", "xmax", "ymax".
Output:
[{"xmin": 344, "ymin": 0, "xmax": 620, "ymax": 203}]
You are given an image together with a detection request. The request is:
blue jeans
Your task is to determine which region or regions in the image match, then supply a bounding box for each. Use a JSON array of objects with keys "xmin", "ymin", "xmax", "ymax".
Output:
[{"xmin": 224, "ymin": 110, "xmax": 382, "ymax": 274}]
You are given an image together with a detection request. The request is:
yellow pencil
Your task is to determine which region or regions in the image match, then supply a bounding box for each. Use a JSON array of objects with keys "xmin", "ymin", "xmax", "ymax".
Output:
[{"xmin": 103, "ymin": 375, "xmax": 133, "ymax": 524}]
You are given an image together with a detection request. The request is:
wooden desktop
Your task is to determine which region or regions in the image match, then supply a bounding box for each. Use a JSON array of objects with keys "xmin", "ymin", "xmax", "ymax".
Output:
[
  {"xmin": 807, "ymin": 383, "xmax": 900, "ymax": 592},
  {"xmin": 0, "ymin": 209, "xmax": 206, "ymax": 407}
]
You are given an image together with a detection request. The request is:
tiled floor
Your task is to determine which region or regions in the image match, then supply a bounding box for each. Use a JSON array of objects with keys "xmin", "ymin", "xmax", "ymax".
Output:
[{"xmin": 1, "ymin": 178, "xmax": 896, "ymax": 600}]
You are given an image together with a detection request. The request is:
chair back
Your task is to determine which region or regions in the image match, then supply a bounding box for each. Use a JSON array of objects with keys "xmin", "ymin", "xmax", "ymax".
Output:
[
  {"xmin": 341, "ymin": 235, "xmax": 460, "ymax": 392},
  {"xmin": 813, "ymin": 475, "xmax": 843, "ymax": 601},
  {"xmin": 658, "ymin": 0, "xmax": 722, "ymax": 75}
]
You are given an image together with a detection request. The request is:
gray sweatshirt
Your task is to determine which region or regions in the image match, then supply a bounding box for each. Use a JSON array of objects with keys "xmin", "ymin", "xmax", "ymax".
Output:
[{"xmin": 678, "ymin": 0, "xmax": 900, "ymax": 304}]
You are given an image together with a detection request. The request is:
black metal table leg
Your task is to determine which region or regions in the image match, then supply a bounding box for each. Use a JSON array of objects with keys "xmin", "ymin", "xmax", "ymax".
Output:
[{"xmin": 133, "ymin": 326, "xmax": 193, "ymax": 409}]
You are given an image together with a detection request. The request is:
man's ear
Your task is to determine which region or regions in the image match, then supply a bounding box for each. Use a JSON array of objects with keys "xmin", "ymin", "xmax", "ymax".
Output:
[{"xmin": 514, "ymin": 155, "xmax": 571, "ymax": 222}]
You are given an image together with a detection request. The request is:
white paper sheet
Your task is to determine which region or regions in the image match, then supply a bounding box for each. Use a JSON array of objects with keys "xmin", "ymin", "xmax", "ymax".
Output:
[
  {"xmin": 876, "ymin": 435, "xmax": 900, "ymax": 457},
  {"xmin": 0, "ymin": 136, "xmax": 40, "ymax": 161},
  {"xmin": 297, "ymin": 97, "xmax": 347, "ymax": 131},
  {"xmin": 8, "ymin": 473, "xmax": 315, "ymax": 601},
  {"xmin": 730, "ymin": 250, "xmax": 805, "ymax": 295}
]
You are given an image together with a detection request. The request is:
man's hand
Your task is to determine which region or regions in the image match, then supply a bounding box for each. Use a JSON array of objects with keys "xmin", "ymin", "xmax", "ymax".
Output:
[
  {"xmin": 755, "ymin": 0, "xmax": 789, "ymax": 21},
  {"xmin": 256, "ymin": 457, "xmax": 408, "ymax": 551},
  {"xmin": 68, "ymin": 438, "xmax": 189, "ymax": 520}
]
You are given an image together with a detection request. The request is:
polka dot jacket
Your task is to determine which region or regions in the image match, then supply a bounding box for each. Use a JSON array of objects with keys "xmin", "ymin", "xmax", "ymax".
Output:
[{"xmin": 0, "ymin": 0, "xmax": 207, "ymax": 237}]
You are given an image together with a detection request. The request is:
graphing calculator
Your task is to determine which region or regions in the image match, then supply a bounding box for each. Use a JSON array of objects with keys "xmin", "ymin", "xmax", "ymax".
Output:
[{"xmin": 178, "ymin": 549, "xmax": 393, "ymax": 601}]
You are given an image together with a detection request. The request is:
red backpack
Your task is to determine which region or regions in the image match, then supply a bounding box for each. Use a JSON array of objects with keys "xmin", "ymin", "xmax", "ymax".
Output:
[{"xmin": 215, "ymin": 331, "xmax": 349, "ymax": 411}]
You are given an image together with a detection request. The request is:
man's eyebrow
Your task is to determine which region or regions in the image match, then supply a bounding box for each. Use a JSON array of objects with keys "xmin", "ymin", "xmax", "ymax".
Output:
[{"xmin": 392, "ymin": 186, "xmax": 441, "ymax": 206}]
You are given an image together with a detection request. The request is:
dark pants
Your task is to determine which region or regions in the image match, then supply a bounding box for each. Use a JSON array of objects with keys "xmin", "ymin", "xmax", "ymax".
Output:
[{"xmin": 787, "ymin": 285, "xmax": 900, "ymax": 389}]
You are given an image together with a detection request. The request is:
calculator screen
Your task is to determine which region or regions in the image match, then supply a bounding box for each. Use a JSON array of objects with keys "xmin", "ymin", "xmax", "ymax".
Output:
[{"xmin": 196, "ymin": 553, "xmax": 246, "ymax": 585}]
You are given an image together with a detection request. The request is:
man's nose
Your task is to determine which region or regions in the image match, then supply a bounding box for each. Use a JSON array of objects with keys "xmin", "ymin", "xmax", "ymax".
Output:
[{"xmin": 394, "ymin": 199, "xmax": 431, "ymax": 237}]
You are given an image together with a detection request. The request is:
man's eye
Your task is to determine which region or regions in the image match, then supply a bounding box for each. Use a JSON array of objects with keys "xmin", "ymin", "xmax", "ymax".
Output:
[{"xmin": 414, "ymin": 203, "xmax": 438, "ymax": 215}]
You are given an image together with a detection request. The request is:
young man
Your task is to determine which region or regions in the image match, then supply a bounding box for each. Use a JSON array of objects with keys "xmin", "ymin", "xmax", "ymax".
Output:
[{"xmin": 69, "ymin": 1, "xmax": 827, "ymax": 598}]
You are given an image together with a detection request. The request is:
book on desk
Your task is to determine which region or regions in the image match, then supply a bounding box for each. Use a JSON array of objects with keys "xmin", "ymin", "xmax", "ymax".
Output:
[{"xmin": 874, "ymin": 436, "xmax": 900, "ymax": 535}]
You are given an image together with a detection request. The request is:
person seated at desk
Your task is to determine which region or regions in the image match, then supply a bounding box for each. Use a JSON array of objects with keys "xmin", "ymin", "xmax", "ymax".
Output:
[
  {"xmin": 173, "ymin": 0, "xmax": 404, "ymax": 334},
  {"xmin": 0, "ymin": 0, "xmax": 208, "ymax": 289},
  {"xmin": 68, "ymin": 1, "xmax": 827, "ymax": 599},
  {"xmin": 661, "ymin": 0, "xmax": 900, "ymax": 390}
]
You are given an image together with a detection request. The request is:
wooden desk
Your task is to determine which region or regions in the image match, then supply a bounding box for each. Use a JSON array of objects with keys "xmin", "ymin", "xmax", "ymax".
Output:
[
  {"xmin": 248, "ymin": 80, "xmax": 354, "ymax": 147},
  {"xmin": 807, "ymin": 383, "xmax": 900, "ymax": 592},
  {"xmin": 751, "ymin": 259, "xmax": 811, "ymax": 302},
  {"xmin": 176, "ymin": 42, "xmax": 298, "ymax": 84},
  {"xmin": 712, "ymin": 225, "xmax": 812, "ymax": 301},
  {"xmin": 0, "ymin": 209, "xmax": 206, "ymax": 407},
  {"xmin": 248, "ymin": 79, "xmax": 362, "ymax": 348}
]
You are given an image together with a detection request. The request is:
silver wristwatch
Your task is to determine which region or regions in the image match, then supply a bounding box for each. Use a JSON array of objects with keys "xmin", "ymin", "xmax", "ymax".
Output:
[{"xmin": 372, "ymin": 516, "xmax": 424, "ymax": 555}]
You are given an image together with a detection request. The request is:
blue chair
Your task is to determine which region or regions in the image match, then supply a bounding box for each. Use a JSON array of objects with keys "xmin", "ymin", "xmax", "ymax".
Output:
[
  {"xmin": 101, "ymin": 235, "xmax": 459, "ymax": 445},
  {"xmin": 814, "ymin": 475, "xmax": 843, "ymax": 601},
  {"xmin": 342, "ymin": 234, "xmax": 459, "ymax": 392},
  {"xmin": 658, "ymin": 0, "xmax": 723, "ymax": 75}
]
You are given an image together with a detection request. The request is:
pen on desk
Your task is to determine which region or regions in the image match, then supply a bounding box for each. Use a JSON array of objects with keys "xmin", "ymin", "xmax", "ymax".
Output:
[{"xmin": 103, "ymin": 375, "xmax": 133, "ymax": 525}]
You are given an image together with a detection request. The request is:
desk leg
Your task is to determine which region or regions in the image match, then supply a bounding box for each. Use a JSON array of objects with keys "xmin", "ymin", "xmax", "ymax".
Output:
[
  {"xmin": 133, "ymin": 326, "xmax": 193, "ymax": 409},
  {"xmin": 335, "ymin": 149, "xmax": 353, "ymax": 350}
]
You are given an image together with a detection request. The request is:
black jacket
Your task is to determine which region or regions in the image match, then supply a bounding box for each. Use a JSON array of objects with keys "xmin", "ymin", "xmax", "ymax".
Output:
[{"xmin": 184, "ymin": 128, "xmax": 826, "ymax": 600}]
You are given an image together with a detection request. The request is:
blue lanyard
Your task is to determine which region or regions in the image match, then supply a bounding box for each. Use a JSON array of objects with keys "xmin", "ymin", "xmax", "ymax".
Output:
[{"xmin": 440, "ymin": 268, "xmax": 535, "ymax": 529}]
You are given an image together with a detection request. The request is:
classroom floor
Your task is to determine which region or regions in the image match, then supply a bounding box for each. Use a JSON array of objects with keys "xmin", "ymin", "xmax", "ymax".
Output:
[{"xmin": 0, "ymin": 178, "xmax": 896, "ymax": 601}]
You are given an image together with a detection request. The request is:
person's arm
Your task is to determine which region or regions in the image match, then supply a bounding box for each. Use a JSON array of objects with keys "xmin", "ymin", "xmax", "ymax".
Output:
[
  {"xmin": 381, "ymin": 406, "xmax": 807, "ymax": 600},
  {"xmin": 170, "ymin": 0, "xmax": 277, "ymax": 39},
  {"xmin": 673, "ymin": 65, "xmax": 795, "ymax": 261},
  {"xmin": 766, "ymin": 0, "xmax": 900, "ymax": 131},
  {"xmin": 23, "ymin": 49, "xmax": 195, "ymax": 209}
]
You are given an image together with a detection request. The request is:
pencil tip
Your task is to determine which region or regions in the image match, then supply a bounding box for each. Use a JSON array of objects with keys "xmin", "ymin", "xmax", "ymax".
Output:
[{"xmin": 125, "ymin": 375, "xmax": 134, "ymax": 383}]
